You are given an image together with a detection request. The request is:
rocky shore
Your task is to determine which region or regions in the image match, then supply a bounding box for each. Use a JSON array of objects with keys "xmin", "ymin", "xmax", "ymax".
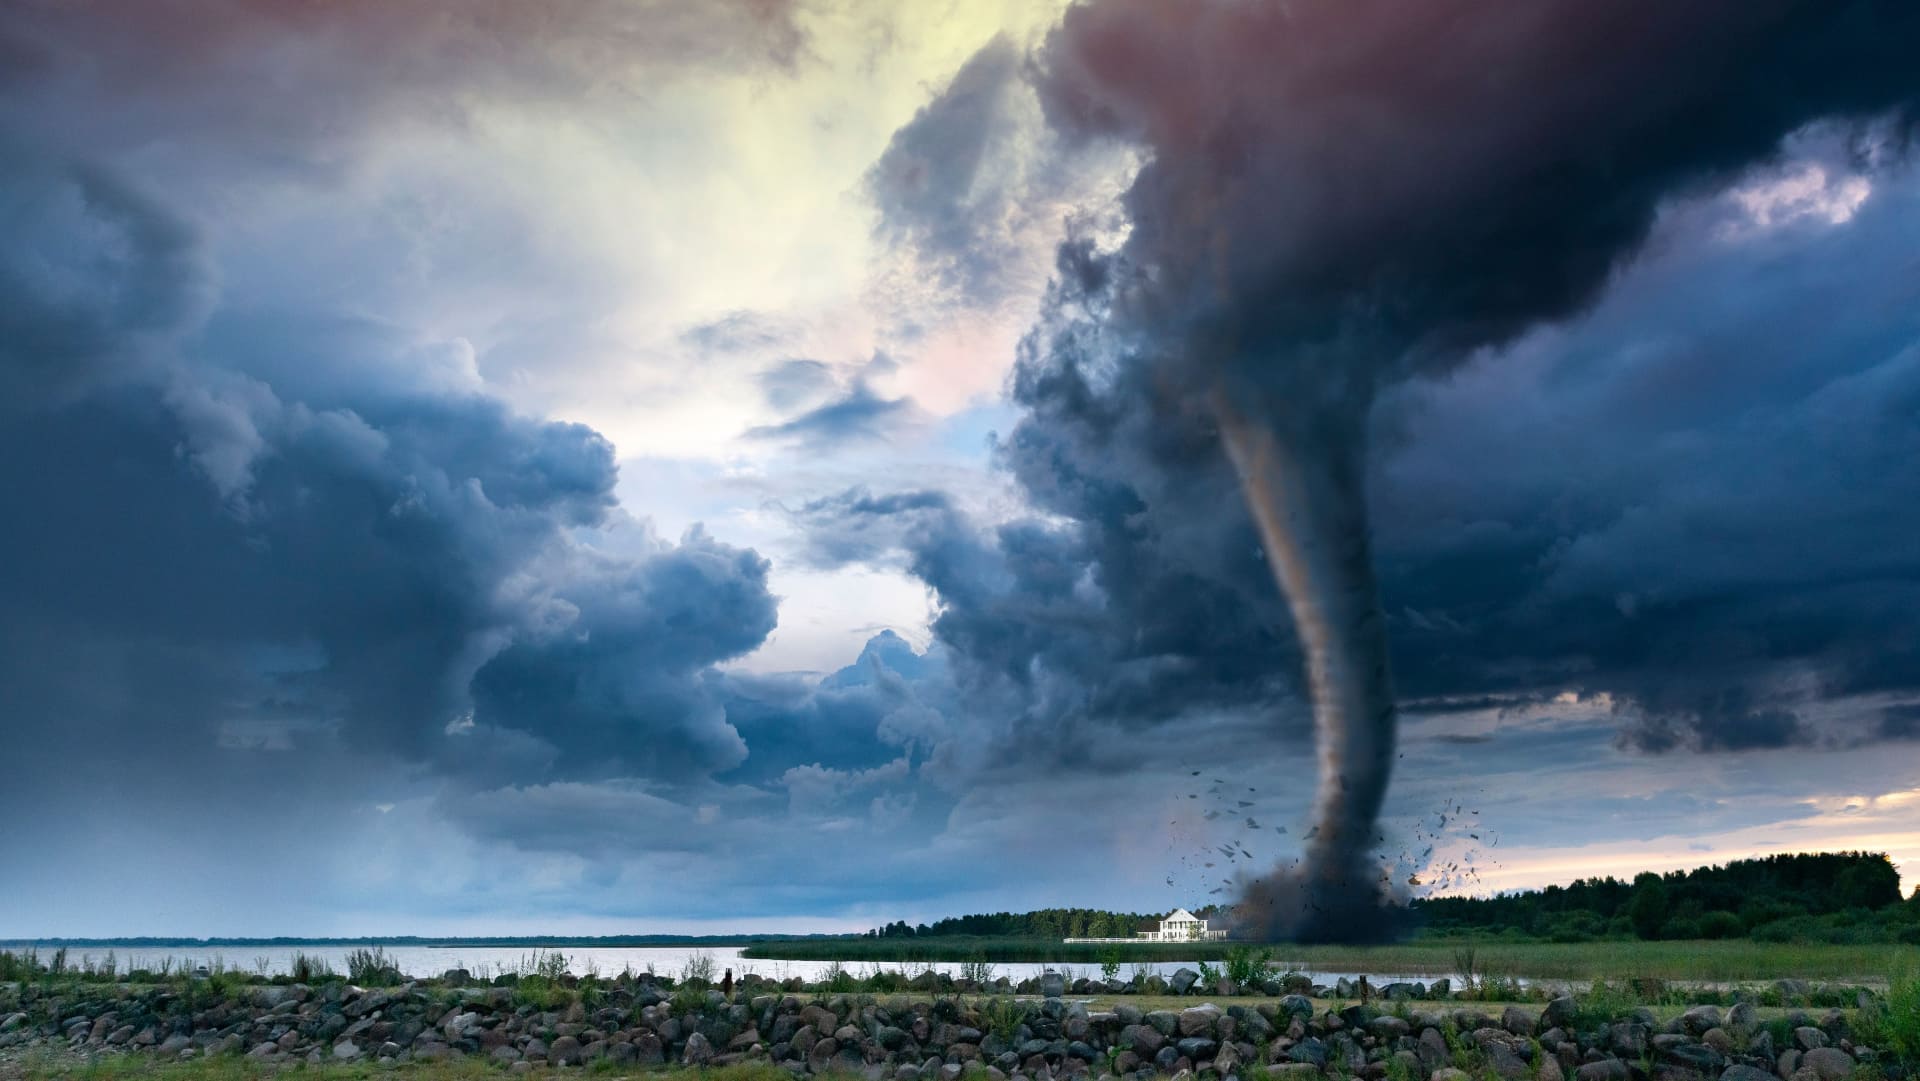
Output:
[{"xmin": 0, "ymin": 970, "xmax": 1904, "ymax": 1080}]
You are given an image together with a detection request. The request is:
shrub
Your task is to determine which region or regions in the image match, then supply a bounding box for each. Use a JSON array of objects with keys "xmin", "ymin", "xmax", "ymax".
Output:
[
  {"xmin": 1698, "ymin": 912, "xmax": 1745, "ymax": 940},
  {"xmin": 681, "ymin": 950, "xmax": 716, "ymax": 987},
  {"xmin": 290, "ymin": 952, "xmax": 334, "ymax": 983},
  {"xmin": 959, "ymin": 955, "xmax": 996, "ymax": 985},
  {"xmin": 344, "ymin": 947, "xmax": 402, "ymax": 986},
  {"xmin": 1882, "ymin": 961, "xmax": 1920, "ymax": 1063},
  {"xmin": 1225, "ymin": 945, "xmax": 1273, "ymax": 989}
]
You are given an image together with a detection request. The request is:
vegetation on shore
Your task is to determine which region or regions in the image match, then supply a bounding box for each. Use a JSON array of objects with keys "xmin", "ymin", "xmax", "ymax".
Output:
[{"xmin": 738, "ymin": 939, "xmax": 1904, "ymax": 984}]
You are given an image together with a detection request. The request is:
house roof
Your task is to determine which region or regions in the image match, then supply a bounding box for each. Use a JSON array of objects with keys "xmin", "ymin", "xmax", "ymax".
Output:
[{"xmin": 1166, "ymin": 908, "xmax": 1199, "ymax": 922}]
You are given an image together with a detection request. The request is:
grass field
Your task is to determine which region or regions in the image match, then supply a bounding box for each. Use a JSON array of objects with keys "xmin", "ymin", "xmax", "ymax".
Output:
[{"xmin": 742, "ymin": 937, "xmax": 1911, "ymax": 984}]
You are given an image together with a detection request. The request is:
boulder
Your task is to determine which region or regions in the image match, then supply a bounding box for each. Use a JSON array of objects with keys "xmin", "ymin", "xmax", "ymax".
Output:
[
  {"xmin": 1178, "ymin": 1005, "xmax": 1221, "ymax": 1037},
  {"xmin": 1800, "ymin": 1047, "xmax": 1853, "ymax": 1081},
  {"xmin": 1170, "ymin": 969, "xmax": 1200, "ymax": 995},
  {"xmin": 550, "ymin": 1035, "xmax": 584, "ymax": 1067},
  {"xmin": 1680, "ymin": 1007, "xmax": 1723, "ymax": 1037}
]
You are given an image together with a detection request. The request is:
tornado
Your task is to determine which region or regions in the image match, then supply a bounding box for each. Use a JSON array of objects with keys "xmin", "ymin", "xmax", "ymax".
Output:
[
  {"xmin": 1022, "ymin": 0, "xmax": 1920, "ymax": 938},
  {"xmin": 1209, "ymin": 377, "xmax": 1399, "ymax": 940}
]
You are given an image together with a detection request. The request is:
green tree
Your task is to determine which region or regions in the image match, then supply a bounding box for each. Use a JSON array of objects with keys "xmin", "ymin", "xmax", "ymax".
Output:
[
  {"xmin": 1834, "ymin": 858, "xmax": 1901, "ymax": 909},
  {"xmin": 1629, "ymin": 873, "xmax": 1669, "ymax": 940}
]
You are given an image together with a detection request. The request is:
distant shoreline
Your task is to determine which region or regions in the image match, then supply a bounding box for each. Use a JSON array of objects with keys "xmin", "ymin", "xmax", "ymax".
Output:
[{"xmin": 0, "ymin": 935, "xmax": 821, "ymax": 949}]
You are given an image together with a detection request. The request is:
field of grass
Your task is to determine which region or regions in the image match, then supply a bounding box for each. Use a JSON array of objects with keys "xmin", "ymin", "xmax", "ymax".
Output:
[
  {"xmin": 738, "ymin": 936, "xmax": 1245, "ymax": 964},
  {"xmin": 742, "ymin": 937, "xmax": 1910, "ymax": 984}
]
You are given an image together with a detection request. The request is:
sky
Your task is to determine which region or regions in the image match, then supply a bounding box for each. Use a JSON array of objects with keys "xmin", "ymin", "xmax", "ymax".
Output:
[{"xmin": 3, "ymin": 0, "xmax": 1919, "ymax": 937}]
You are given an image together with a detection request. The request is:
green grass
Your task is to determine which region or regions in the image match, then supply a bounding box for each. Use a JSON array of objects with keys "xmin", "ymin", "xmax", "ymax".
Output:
[
  {"xmin": 739, "ymin": 936, "xmax": 1247, "ymax": 964},
  {"xmin": 743, "ymin": 937, "xmax": 1905, "ymax": 983}
]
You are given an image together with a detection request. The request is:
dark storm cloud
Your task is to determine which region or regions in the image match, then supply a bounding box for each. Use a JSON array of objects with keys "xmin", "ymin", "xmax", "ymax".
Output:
[
  {"xmin": 823, "ymin": 0, "xmax": 1920, "ymax": 937},
  {"xmin": 1883, "ymin": 706, "xmax": 1920, "ymax": 741},
  {"xmin": 0, "ymin": 0, "xmax": 807, "ymax": 168},
  {"xmin": 828, "ymin": 1, "xmax": 1920, "ymax": 780},
  {"xmin": 0, "ymin": 140, "xmax": 789, "ymax": 880},
  {"xmin": 0, "ymin": 152, "xmax": 210, "ymax": 411},
  {"xmin": 867, "ymin": 35, "xmax": 1031, "ymax": 312},
  {"xmin": 1369, "ymin": 162, "xmax": 1920, "ymax": 753}
]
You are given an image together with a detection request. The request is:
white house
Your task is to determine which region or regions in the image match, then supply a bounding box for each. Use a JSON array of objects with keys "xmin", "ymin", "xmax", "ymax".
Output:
[
  {"xmin": 1068, "ymin": 907, "xmax": 1226, "ymax": 943},
  {"xmin": 1139, "ymin": 908, "xmax": 1226, "ymax": 942}
]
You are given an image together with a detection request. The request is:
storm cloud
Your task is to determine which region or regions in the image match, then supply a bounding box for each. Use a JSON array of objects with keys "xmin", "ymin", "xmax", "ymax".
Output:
[{"xmin": 829, "ymin": 0, "xmax": 1920, "ymax": 935}]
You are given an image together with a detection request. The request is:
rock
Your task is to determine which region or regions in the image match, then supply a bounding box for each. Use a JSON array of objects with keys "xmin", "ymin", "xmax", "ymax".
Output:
[
  {"xmin": 1576, "ymin": 1060, "xmax": 1631, "ymax": 1081},
  {"xmin": 1418, "ymin": 1027, "xmax": 1449, "ymax": 1071},
  {"xmin": 1170, "ymin": 969, "xmax": 1200, "ymax": 995},
  {"xmin": 333, "ymin": 1040, "xmax": 362, "ymax": 1061},
  {"xmin": 1726, "ymin": 1003, "xmax": 1757, "ymax": 1031},
  {"xmin": 550, "ymin": 1034, "xmax": 584, "ymax": 1066},
  {"xmin": 1680, "ymin": 1007, "xmax": 1723, "ymax": 1037},
  {"xmin": 1280, "ymin": 995, "xmax": 1315, "ymax": 1020},
  {"xmin": 1127, "ymin": 1024, "xmax": 1166, "ymax": 1057},
  {"xmin": 1800, "ymin": 1048, "xmax": 1852, "ymax": 1081},
  {"xmin": 1145, "ymin": 1011, "xmax": 1180, "ymax": 1037},
  {"xmin": 1429, "ymin": 978, "xmax": 1453, "ymax": 999},
  {"xmin": 1289, "ymin": 1037, "xmax": 1329, "ymax": 1068},
  {"xmin": 1658, "ymin": 1041, "xmax": 1723, "ymax": 1075},
  {"xmin": 1502, "ymin": 1006, "xmax": 1535, "ymax": 1037},
  {"xmin": 633, "ymin": 1032, "xmax": 666, "ymax": 1064},
  {"xmin": 1702, "ymin": 1028, "xmax": 1733, "ymax": 1055},
  {"xmin": 1041, "ymin": 973, "xmax": 1067, "ymax": 999},
  {"xmin": 1719, "ymin": 1066, "xmax": 1776, "ymax": 1081},
  {"xmin": 1179, "ymin": 1005, "xmax": 1221, "ymax": 1037},
  {"xmin": 1370, "ymin": 1016, "xmax": 1411, "ymax": 1040},
  {"xmin": 247, "ymin": 1041, "xmax": 279, "ymax": 1058},
  {"xmin": 343, "ymin": 990, "xmax": 391, "ymax": 1018},
  {"xmin": 1540, "ymin": 997, "xmax": 1577, "ymax": 1032},
  {"xmin": 1485, "ymin": 1041, "xmax": 1531, "ymax": 1080},
  {"xmin": 1794, "ymin": 1027, "xmax": 1827, "ymax": 1051},
  {"xmin": 1433, "ymin": 1069, "xmax": 1473, "ymax": 1081},
  {"xmin": 1176, "ymin": 1036, "xmax": 1219, "ymax": 1060}
]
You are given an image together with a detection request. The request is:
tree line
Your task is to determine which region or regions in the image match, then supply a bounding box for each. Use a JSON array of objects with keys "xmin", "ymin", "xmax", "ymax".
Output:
[
  {"xmin": 1416, "ymin": 851, "xmax": 1917, "ymax": 943},
  {"xmin": 862, "ymin": 854, "xmax": 1919, "ymax": 944}
]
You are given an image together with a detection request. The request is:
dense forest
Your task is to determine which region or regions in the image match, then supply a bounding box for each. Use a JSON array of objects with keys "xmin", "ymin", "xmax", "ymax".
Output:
[
  {"xmin": 1417, "ymin": 851, "xmax": 1918, "ymax": 943},
  {"xmin": 863, "ymin": 909, "xmax": 1171, "ymax": 940},
  {"xmin": 864, "ymin": 853, "xmax": 1920, "ymax": 944}
]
